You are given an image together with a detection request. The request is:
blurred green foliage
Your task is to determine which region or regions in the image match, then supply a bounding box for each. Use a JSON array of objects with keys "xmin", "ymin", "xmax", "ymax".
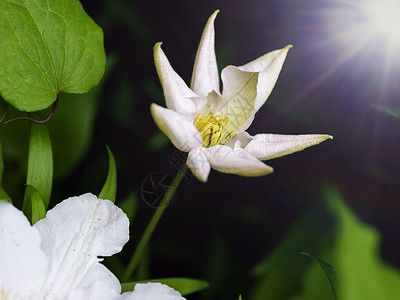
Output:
[{"xmin": 249, "ymin": 186, "xmax": 400, "ymax": 300}]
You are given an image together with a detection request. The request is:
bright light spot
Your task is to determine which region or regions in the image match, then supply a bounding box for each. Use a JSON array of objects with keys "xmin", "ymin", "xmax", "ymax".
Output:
[
  {"xmin": 284, "ymin": 0, "xmax": 400, "ymax": 104},
  {"xmin": 363, "ymin": 0, "xmax": 400, "ymax": 47}
]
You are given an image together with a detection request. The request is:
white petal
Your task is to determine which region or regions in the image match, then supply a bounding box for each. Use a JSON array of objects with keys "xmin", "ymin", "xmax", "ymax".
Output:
[
  {"xmin": 67, "ymin": 265, "xmax": 122, "ymax": 300},
  {"xmin": 190, "ymin": 10, "xmax": 220, "ymax": 96},
  {"xmin": 225, "ymin": 131, "xmax": 252, "ymax": 148},
  {"xmin": 238, "ymin": 45, "xmax": 292, "ymax": 114},
  {"xmin": 244, "ymin": 133, "xmax": 333, "ymax": 160},
  {"xmin": 151, "ymin": 103, "xmax": 203, "ymax": 152},
  {"xmin": 154, "ymin": 43, "xmax": 198, "ymax": 116},
  {"xmin": 34, "ymin": 193, "xmax": 130, "ymax": 297},
  {"xmin": 121, "ymin": 282, "xmax": 186, "ymax": 300},
  {"xmin": 187, "ymin": 147, "xmax": 210, "ymax": 182},
  {"xmin": 0, "ymin": 201, "xmax": 47, "ymax": 299},
  {"xmin": 190, "ymin": 96, "xmax": 208, "ymax": 116},
  {"xmin": 221, "ymin": 66, "xmax": 258, "ymax": 132},
  {"xmin": 203, "ymin": 142, "xmax": 273, "ymax": 176},
  {"xmin": 199, "ymin": 90, "xmax": 228, "ymax": 116},
  {"xmin": 67, "ymin": 263, "xmax": 122, "ymax": 300}
]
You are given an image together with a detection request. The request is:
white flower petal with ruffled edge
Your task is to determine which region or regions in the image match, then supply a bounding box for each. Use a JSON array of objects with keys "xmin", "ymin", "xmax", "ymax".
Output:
[
  {"xmin": 154, "ymin": 43, "xmax": 198, "ymax": 117},
  {"xmin": 34, "ymin": 193, "xmax": 129, "ymax": 298},
  {"xmin": 151, "ymin": 104, "xmax": 202, "ymax": 152},
  {"xmin": 244, "ymin": 133, "xmax": 333, "ymax": 160},
  {"xmin": 238, "ymin": 45, "xmax": 292, "ymax": 114},
  {"xmin": 221, "ymin": 66, "xmax": 258, "ymax": 133},
  {"xmin": 0, "ymin": 201, "xmax": 48, "ymax": 299},
  {"xmin": 121, "ymin": 282, "xmax": 186, "ymax": 300},
  {"xmin": 190, "ymin": 10, "xmax": 220, "ymax": 96},
  {"xmin": 203, "ymin": 141, "xmax": 273, "ymax": 176},
  {"xmin": 187, "ymin": 147, "xmax": 211, "ymax": 182}
]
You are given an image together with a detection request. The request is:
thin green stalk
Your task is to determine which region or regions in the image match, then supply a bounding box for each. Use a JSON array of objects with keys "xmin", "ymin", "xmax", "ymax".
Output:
[{"xmin": 123, "ymin": 164, "xmax": 188, "ymax": 281}]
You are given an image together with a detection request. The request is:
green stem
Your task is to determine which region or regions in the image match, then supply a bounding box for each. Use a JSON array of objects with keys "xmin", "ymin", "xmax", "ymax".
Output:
[{"xmin": 123, "ymin": 164, "xmax": 188, "ymax": 281}]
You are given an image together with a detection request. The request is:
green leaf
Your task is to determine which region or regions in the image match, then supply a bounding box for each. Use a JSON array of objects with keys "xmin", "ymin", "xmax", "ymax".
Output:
[
  {"xmin": 45, "ymin": 54, "xmax": 116, "ymax": 179},
  {"xmin": 23, "ymin": 184, "xmax": 46, "ymax": 224},
  {"xmin": 301, "ymin": 252, "xmax": 340, "ymax": 300},
  {"xmin": 98, "ymin": 146, "xmax": 117, "ymax": 203},
  {"xmin": 25, "ymin": 121, "xmax": 53, "ymax": 208},
  {"xmin": 0, "ymin": 0, "xmax": 106, "ymax": 112},
  {"xmin": 249, "ymin": 204, "xmax": 335, "ymax": 300},
  {"xmin": 324, "ymin": 186, "xmax": 400, "ymax": 300},
  {"xmin": 278, "ymin": 186, "xmax": 400, "ymax": 300},
  {"xmin": 239, "ymin": 295, "xmax": 243, "ymax": 300},
  {"xmin": 121, "ymin": 278, "xmax": 209, "ymax": 296}
]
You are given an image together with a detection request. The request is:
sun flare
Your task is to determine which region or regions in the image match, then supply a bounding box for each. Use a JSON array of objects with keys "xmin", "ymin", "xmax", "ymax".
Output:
[{"xmin": 362, "ymin": 0, "xmax": 400, "ymax": 48}]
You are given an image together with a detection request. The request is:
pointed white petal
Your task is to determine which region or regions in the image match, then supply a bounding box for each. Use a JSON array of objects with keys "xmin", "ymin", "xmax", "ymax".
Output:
[
  {"xmin": 187, "ymin": 147, "xmax": 210, "ymax": 182},
  {"xmin": 154, "ymin": 43, "xmax": 198, "ymax": 116},
  {"xmin": 191, "ymin": 10, "xmax": 220, "ymax": 96},
  {"xmin": 199, "ymin": 90, "xmax": 228, "ymax": 116},
  {"xmin": 34, "ymin": 193, "xmax": 129, "ymax": 297},
  {"xmin": 225, "ymin": 131, "xmax": 252, "ymax": 148},
  {"xmin": 190, "ymin": 96, "xmax": 208, "ymax": 115},
  {"xmin": 238, "ymin": 45, "xmax": 292, "ymax": 114},
  {"xmin": 221, "ymin": 66, "xmax": 258, "ymax": 132},
  {"xmin": 244, "ymin": 133, "xmax": 333, "ymax": 160},
  {"xmin": 203, "ymin": 142, "xmax": 273, "ymax": 176},
  {"xmin": 0, "ymin": 201, "xmax": 47, "ymax": 299},
  {"xmin": 151, "ymin": 103, "xmax": 202, "ymax": 152},
  {"xmin": 122, "ymin": 282, "xmax": 186, "ymax": 300}
]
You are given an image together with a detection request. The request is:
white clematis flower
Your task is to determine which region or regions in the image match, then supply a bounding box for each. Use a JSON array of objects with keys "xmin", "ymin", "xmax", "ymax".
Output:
[
  {"xmin": 150, "ymin": 10, "xmax": 332, "ymax": 182},
  {"xmin": 0, "ymin": 194, "xmax": 185, "ymax": 300}
]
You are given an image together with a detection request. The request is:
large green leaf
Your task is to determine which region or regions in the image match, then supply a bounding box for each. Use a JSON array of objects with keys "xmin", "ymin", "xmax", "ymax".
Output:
[
  {"xmin": 25, "ymin": 121, "xmax": 53, "ymax": 208},
  {"xmin": 325, "ymin": 186, "xmax": 400, "ymax": 300},
  {"xmin": 301, "ymin": 252, "xmax": 340, "ymax": 300},
  {"xmin": 250, "ymin": 186, "xmax": 400, "ymax": 300},
  {"xmin": 44, "ymin": 54, "xmax": 116, "ymax": 179},
  {"xmin": 121, "ymin": 278, "xmax": 209, "ymax": 296},
  {"xmin": 249, "ymin": 205, "xmax": 335, "ymax": 300},
  {"xmin": 0, "ymin": 0, "xmax": 106, "ymax": 111}
]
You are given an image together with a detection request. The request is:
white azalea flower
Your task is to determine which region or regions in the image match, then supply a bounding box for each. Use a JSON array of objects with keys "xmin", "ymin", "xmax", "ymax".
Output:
[
  {"xmin": 0, "ymin": 194, "xmax": 185, "ymax": 300},
  {"xmin": 150, "ymin": 10, "xmax": 332, "ymax": 182}
]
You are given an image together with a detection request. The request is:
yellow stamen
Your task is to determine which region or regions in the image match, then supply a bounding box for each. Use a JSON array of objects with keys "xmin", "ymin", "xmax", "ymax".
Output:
[{"xmin": 194, "ymin": 111, "xmax": 232, "ymax": 147}]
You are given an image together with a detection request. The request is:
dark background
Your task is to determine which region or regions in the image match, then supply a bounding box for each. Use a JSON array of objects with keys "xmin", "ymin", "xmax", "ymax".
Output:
[{"xmin": 58, "ymin": 0, "xmax": 400, "ymax": 298}]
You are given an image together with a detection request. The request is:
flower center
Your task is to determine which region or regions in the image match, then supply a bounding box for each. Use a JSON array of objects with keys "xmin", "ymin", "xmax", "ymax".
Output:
[{"xmin": 194, "ymin": 112, "xmax": 230, "ymax": 147}]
